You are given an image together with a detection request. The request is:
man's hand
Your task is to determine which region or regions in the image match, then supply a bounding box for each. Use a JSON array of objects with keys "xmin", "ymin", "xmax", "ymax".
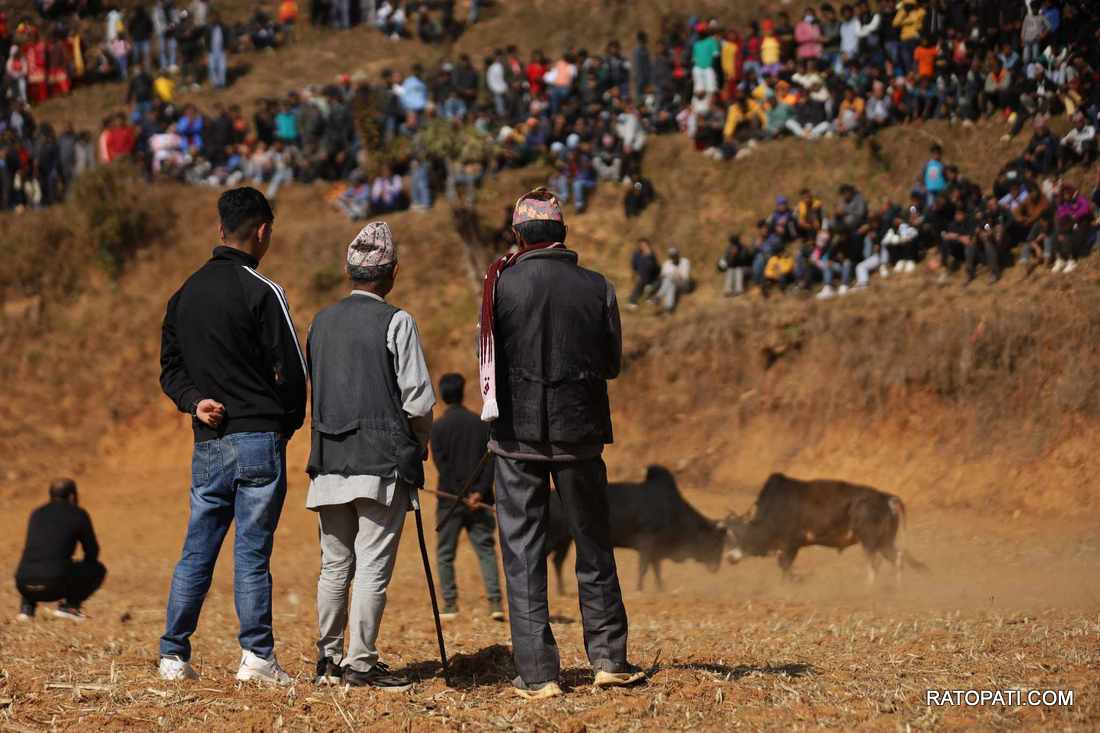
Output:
[
  {"xmin": 464, "ymin": 492, "xmax": 482, "ymax": 510},
  {"xmin": 196, "ymin": 399, "xmax": 226, "ymax": 428}
]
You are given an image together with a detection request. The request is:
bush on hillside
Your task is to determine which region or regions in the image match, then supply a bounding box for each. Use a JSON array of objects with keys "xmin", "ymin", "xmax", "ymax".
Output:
[
  {"xmin": 69, "ymin": 163, "xmax": 176, "ymax": 278},
  {"xmin": 0, "ymin": 163, "xmax": 177, "ymax": 304}
]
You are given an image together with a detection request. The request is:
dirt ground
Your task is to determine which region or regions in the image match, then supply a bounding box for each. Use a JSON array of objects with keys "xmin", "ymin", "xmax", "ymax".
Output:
[{"xmin": 1, "ymin": 418, "xmax": 1097, "ymax": 732}]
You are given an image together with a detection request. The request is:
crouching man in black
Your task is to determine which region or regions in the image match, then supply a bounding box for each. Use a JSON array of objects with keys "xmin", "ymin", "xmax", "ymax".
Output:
[{"xmin": 15, "ymin": 479, "xmax": 106, "ymax": 622}]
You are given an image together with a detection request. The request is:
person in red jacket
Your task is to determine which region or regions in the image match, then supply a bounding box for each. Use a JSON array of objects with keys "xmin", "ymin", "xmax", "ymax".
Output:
[{"xmin": 103, "ymin": 113, "xmax": 136, "ymax": 162}]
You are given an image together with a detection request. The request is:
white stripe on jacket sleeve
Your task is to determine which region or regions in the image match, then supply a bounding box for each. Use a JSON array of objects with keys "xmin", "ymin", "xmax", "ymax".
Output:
[{"xmin": 240, "ymin": 266, "xmax": 308, "ymax": 379}]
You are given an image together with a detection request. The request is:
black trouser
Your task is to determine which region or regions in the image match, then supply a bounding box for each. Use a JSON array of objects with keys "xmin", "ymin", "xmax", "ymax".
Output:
[
  {"xmin": 965, "ymin": 238, "xmax": 1001, "ymax": 279},
  {"xmin": 436, "ymin": 503, "xmax": 502, "ymax": 605},
  {"xmin": 17, "ymin": 560, "xmax": 107, "ymax": 609},
  {"xmin": 494, "ymin": 455, "xmax": 628, "ymax": 684}
]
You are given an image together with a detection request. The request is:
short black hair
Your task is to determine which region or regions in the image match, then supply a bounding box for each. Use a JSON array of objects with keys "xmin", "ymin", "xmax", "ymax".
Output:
[
  {"xmin": 514, "ymin": 219, "xmax": 567, "ymax": 246},
  {"xmin": 49, "ymin": 478, "xmax": 77, "ymax": 501},
  {"xmin": 439, "ymin": 373, "xmax": 466, "ymax": 405},
  {"xmin": 218, "ymin": 187, "xmax": 273, "ymax": 243},
  {"xmin": 348, "ymin": 262, "xmax": 397, "ymax": 284}
]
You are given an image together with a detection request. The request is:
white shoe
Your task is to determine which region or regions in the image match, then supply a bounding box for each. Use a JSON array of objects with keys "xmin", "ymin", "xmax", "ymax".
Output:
[
  {"xmin": 1052, "ymin": 258, "xmax": 1066, "ymax": 273},
  {"xmin": 879, "ymin": 264, "xmax": 889, "ymax": 278},
  {"xmin": 816, "ymin": 284, "xmax": 836, "ymax": 300},
  {"xmin": 16, "ymin": 612, "xmax": 33, "ymax": 623},
  {"xmin": 1063, "ymin": 259, "xmax": 1077, "ymax": 273},
  {"xmin": 893, "ymin": 260, "xmax": 905, "ymax": 272},
  {"xmin": 236, "ymin": 650, "xmax": 292, "ymax": 686},
  {"xmin": 838, "ymin": 284, "xmax": 849, "ymax": 295},
  {"xmin": 159, "ymin": 655, "xmax": 199, "ymax": 681},
  {"xmin": 905, "ymin": 260, "xmax": 916, "ymax": 273},
  {"xmin": 53, "ymin": 605, "xmax": 86, "ymax": 622}
]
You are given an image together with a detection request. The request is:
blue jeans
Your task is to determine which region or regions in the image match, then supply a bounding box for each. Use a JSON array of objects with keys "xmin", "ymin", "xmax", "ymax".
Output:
[
  {"xmin": 160, "ymin": 432, "xmax": 287, "ymax": 661},
  {"xmin": 208, "ymin": 50, "xmax": 227, "ymax": 88},
  {"xmin": 411, "ymin": 162, "xmax": 431, "ymax": 207},
  {"xmin": 159, "ymin": 36, "xmax": 177, "ymax": 69},
  {"xmin": 572, "ymin": 179, "xmax": 595, "ymax": 211},
  {"xmin": 132, "ymin": 39, "xmax": 151, "ymax": 68}
]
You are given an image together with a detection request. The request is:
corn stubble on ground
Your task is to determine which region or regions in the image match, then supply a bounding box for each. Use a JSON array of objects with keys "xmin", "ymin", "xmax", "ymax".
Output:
[{"xmin": 3, "ymin": 1, "xmax": 1100, "ymax": 731}]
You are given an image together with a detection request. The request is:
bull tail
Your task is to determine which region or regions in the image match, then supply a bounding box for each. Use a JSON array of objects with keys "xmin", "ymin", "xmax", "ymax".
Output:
[{"xmin": 889, "ymin": 496, "xmax": 930, "ymax": 575}]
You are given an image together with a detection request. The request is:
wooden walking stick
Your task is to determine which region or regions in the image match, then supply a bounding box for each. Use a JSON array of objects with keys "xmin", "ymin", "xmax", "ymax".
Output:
[
  {"xmin": 435, "ymin": 450, "xmax": 492, "ymax": 531},
  {"xmin": 413, "ymin": 505, "xmax": 450, "ymax": 685}
]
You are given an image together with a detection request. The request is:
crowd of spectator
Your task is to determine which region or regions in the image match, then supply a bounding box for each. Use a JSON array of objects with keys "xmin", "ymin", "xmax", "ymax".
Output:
[
  {"xmin": 2, "ymin": 0, "xmax": 1098, "ymax": 243},
  {"xmin": 680, "ymin": 0, "xmax": 1100, "ymax": 161},
  {"xmin": 625, "ymin": 140, "xmax": 1099, "ymax": 314}
]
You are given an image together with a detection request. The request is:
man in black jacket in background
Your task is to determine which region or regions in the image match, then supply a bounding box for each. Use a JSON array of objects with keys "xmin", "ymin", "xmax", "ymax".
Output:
[
  {"xmin": 15, "ymin": 479, "xmax": 105, "ymax": 622},
  {"xmin": 430, "ymin": 373, "xmax": 502, "ymax": 621},
  {"xmin": 158, "ymin": 186, "xmax": 306, "ymax": 685}
]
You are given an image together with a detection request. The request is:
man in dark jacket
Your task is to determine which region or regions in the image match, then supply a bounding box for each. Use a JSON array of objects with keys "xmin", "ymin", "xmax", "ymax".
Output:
[
  {"xmin": 15, "ymin": 479, "xmax": 105, "ymax": 622},
  {"xmin": 430, "ymin": 373, "xmax": 501, "ymax": 621},
  {"xmin": 477, "ymin": 188, "xmax": 644, "ymax": 699},
  {"xmin": 158, "ymin": 186, "xmax": 306, "ymax": 685}
]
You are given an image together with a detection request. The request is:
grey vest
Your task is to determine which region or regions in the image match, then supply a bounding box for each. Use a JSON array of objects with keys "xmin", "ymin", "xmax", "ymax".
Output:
[{"xmin": 306, "ymin": 295, "xmax": 424, "ymax": 487}]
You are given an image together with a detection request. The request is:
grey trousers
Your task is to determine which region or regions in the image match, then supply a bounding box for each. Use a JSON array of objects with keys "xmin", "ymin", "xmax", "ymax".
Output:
[
  {"xmin": 315, "ymin": 487, "xmax": 408, "ymax": 672},
  {"xmin": 495, "ymin": 455, "xmax": 628, "ymax": 685},
  {"xmin": 436, "ymin": 504, "xmax": 501, "ymax": 605}
]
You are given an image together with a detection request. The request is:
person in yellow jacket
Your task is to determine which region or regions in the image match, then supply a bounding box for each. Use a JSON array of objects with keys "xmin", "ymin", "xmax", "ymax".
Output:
[
  {"xmin": 153, "ymin": 71, "xmax": 175, "ymax": 104},
  {"xmin": 893, "ymin": 0, "xmax": 926, "ymax": 73},
  {"xmin": 723, "ymin": 94, "xmax": 766, "ymax": 142},
  {"xmin": 765, "ymin": 248, "xmax": 796, "ymax": 288},
  {"xmin": 720, "ymin": 29, "xmax": 740, "ymax": 99}
]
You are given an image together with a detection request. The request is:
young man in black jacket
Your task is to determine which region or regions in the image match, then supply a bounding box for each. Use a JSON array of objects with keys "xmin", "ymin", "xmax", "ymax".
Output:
[
  {"xmin": 430, "ymin": 373, "xmax": 501, "ymax": 621},
  {"xmin": 158, "ymin": 187, "xmax": 306, "ymax": 685},
  {"xmin": 478, "ymin": 188, "xmax": 644, "ymax": 699},
  {"xmin": 15, "ymin": 479, "xmax": 106, "ymax": 622}
]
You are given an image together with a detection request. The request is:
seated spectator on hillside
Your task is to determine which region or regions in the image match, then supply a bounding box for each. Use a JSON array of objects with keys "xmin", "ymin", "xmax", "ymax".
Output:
[
  {"xmin": 657, "ymin": 246, "xmax": 692, "ymax": 313},
  {"xmin": 813, "ymin": 230, "xmax": 852, "ymax": 299},
  {"xmin": 718, "ymin": 233, "xmax": 754, "ymax": 297},
  {"xmin": 722, "ymin": 93, "xmax": 765, "ymax": 157},
  {"xmin": 1058, "ymin": 113, "xmax": 1097, "ymax": 173},
  {"xmin": 627, "ymin": 238, "xmax": 660, "ymax": 308},
  {"xmin": 795, "ymin": 188, "xmax": 824, "ymax": 237},
  {"xmin": 884, "ymin": 211, "xmax": 920, "ymax": 273},
  {"xmin": 939, "ymin": 206, "xmax": 976, "ymax": 282},
  {"xmin": 764, "ymin": 243, "xmax": 796, "ymax": 292},
  {"xmin": 370, "ymin": 164, "xmax": 407, "ymax": 212},
  {"xmin": 15, "ymin": 479, "xmax": 106, "ymax": 622},
  {"xmin": 103, "ymin": 113, "xmax": 136, "ymax": 162},
  {"xmin": 1052, "ymin": 183, "xmax": 1093, "ymax": 274},
  {"xmin": 972, "ymin": 194, "xmax": 1010, "ymax": 284},
  {"xmin": 786, "ymin": 92, "xmax": 831, "ymax": 140}
]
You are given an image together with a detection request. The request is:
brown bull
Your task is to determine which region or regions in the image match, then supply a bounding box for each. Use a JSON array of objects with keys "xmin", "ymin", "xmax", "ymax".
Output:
[{"xmin": 722, "ymin": 473, "xmax": 928, "ymax": 585}]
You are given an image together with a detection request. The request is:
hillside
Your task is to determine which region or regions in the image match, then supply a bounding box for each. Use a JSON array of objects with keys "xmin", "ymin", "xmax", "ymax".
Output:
[{"xmin": 2, "ymin": 110, "xmax": 1098, "ymax": 514}]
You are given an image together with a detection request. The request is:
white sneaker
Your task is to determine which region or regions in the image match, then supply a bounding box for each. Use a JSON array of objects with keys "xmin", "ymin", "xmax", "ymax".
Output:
[
  {"xmin": 159, "ymin": 655, "xmax": 199, "ymax": 681},
  {"xmin": 1052, "ymin": 258, "xmax": 1066, "ymax": 273},
  {"xmin": 879, "ymin": 264, "xmax": 889, "ymax": 278},
  {"xmin": 893, "ymin": 260, "xmax": 905, "ymax": 272},
  {"xmin": 905, "ymin": 260, "xmax": 916, "ymax": 273},
  {"xmin": 816, "ymin": 284, "xmax": 836, "ymax": 300},
  {"xmin": 838, "ymin": 284, "xmax": 849, "ymax": 295},
  {"xmin": 16, "ymin": 612, "xmax": 33, "ymax": 623},
  {"xmin": 1063, "ymin": 259, "xmax": 1077, "ymax": 273},
  {"xmin": 236, "ymin": 650, "xmax": 292, "ymax": 686}
]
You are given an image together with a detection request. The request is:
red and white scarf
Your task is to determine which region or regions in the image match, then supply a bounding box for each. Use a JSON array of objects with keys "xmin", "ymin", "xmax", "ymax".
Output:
[{"xmin": 478, "ymin": 242, "xmax": 565, "ymax": 421}]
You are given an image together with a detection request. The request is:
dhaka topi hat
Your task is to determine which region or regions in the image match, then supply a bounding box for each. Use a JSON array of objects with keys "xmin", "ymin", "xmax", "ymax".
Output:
[
  {"xmin": 347, "ymin": 221, "xmax": 396, "ymax": 268},
  {"xmin": 511, "ymin": 187, "xmax": 564, "ymax": 226}
]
